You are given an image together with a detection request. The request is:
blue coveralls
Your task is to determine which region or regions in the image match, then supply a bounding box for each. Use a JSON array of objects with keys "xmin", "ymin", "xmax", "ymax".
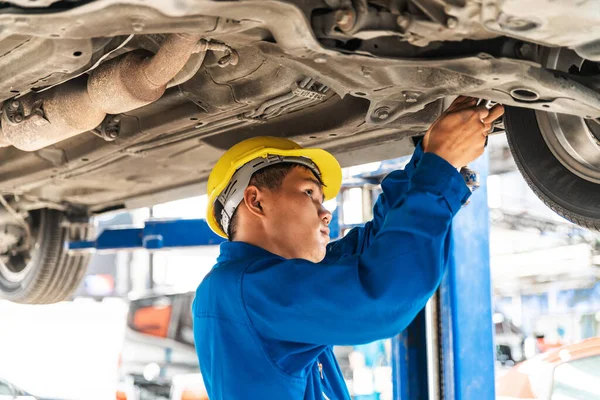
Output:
[{"xmin": 193, "ymin": 143, "xmax": 472, "ymax": 399}]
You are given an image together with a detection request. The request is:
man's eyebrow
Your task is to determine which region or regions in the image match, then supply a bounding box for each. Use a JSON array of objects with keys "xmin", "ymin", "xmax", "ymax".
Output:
[{"xmin": 303, "ymin": 177, "xmax": 325, "ymax": 202}]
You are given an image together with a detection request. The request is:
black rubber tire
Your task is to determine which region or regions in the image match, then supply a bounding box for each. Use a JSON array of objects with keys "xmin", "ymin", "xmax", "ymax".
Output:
[
  {"xmin": 504, "ymin": 106, "xmax": 600, "ymax": 231},
  {"xmin": 0, "ymin": 209, "xmax": 92, "ymax": 304}
]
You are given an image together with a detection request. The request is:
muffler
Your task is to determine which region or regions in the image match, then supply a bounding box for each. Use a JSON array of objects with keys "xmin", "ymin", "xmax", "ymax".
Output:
[{"xmin": 0, "ymin": 33, "xmax": 202, "ymax": 152}]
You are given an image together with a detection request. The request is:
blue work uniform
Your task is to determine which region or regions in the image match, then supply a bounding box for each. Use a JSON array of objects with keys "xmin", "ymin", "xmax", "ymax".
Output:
[{"xmin": 193, "ymin": 143, "xmax": 472, "ymax": 399}]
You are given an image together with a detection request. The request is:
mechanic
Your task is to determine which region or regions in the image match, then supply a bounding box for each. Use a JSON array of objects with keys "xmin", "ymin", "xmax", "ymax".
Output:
[{"xmin": 193, "ymin": 96, "xmax": 504, "ymax": 400}]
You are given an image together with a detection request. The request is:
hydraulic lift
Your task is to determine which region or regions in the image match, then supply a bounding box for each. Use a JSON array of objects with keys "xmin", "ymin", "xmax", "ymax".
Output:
[
  {"xmin": 69, "ymin": 152, "xmax": 495, "ymax": 400},
  {"xmin": 394, "ymin": 152, "xmax": 495, "ymax": 400}
]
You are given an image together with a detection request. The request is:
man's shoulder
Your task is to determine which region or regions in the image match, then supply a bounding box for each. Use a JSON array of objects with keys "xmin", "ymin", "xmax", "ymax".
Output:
[
  {"xmin": 194, "ymin": 261, "xmax": 250, "ymax": 321},
  {"xmin": 198, "ymin": 260, "xmax": 248, "ymax": 291}
]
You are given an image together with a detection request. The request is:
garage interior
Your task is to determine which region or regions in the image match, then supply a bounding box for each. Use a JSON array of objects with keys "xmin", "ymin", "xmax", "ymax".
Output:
[
  {"xmin": 0, "ymin": 1, "xmax": 599, "ymax": 399},
  {"xmin": 1, "ymin": 134, "xmax": 598, "ymax": 400}
]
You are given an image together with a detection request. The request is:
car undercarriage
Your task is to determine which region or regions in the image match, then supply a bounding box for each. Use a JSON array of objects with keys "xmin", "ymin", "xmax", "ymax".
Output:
[{"xmin": 0, "ymin": 0, "xmax": 599, "ymax": 303}]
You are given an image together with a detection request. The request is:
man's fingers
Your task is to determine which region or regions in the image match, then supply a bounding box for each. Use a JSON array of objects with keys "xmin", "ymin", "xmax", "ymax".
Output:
[
  {"xmin": 450, "ymin": 95, "xmax": 473, "ymax": 106},
  {"xmin": 475, "ymin": 106, "xmax": 490, "ymax": 120},
  {"xmin": 446, "ymin": 96, "xmax": 475, "ymax": 111},
  {"xmin": 447, "ymin": 96, "xmax": 477, "ymax": 112},
  {"xmin": 482, "ymin": 104, "xmax": 505, "ymax": 123},
  {"xmin": 447, "ymin": 106, "xmax": 490, "ymax": 125}
]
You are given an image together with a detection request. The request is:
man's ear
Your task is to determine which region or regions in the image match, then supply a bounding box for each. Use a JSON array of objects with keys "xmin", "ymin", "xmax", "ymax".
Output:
[{"xmin": 243, "ymin": 185, "xmax": 265, "ymax": 217}]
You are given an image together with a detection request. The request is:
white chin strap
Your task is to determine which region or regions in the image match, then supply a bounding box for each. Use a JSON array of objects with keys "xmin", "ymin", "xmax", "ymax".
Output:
[{"xmin": 215, "ymin": 154, "xmax": 322, "ymax": 236}]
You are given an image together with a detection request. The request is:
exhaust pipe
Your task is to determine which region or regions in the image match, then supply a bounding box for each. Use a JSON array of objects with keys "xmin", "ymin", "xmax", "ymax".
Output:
[
  {"xmin": 88, "ymin": 33, "xmax": 202, "ymax": 114},
  {"xmin": 0, "ymin": 33, "xmax": 202, "ymax": 152}
]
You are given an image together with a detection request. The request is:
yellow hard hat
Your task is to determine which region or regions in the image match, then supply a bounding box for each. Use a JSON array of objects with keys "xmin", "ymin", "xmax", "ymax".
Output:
[{"xmin": 206, "ymin": 136, "xmax": 342, "ymax": 238}]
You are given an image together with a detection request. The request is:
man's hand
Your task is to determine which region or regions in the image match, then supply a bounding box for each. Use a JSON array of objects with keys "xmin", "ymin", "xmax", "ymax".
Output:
[{"xmin": 422, "ymin": 96, "xmax": 505, "ymax": 168}]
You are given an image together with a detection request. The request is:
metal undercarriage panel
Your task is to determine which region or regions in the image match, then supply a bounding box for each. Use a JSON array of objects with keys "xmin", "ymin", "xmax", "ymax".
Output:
[{"xmin": 0, "ymin": 0, "xmax": 599, "ymax": 213}]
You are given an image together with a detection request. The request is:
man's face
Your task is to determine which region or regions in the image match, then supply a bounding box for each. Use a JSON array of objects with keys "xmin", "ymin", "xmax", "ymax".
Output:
[{"xmin": 262, "ymin": 167, "xmax": 332, "ymax": 263}]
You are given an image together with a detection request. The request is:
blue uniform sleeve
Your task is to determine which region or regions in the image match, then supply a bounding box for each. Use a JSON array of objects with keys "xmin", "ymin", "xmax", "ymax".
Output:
[
  {"xmin": 242, "ymin": 152, "xmax": 472, "ymax": 345},
  {"xmin": 325, "ymin": 142, "xmax": 425, "ymax": 259}
]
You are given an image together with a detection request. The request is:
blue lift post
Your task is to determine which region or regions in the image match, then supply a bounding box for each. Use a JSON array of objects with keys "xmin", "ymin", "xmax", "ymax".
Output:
[
  {"xmin": 438, "ymin": 152, "xmax": 495, "ymax": 400},
  {"xmin": 69, "ymin": 152, "xmax": 495, "ymax": 399},
  {"xmin": 391, "ymin": 152, "xmax": 495, "ymax": 400}
]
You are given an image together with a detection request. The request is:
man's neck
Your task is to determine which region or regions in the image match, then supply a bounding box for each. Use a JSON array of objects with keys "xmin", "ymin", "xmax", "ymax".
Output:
[{"xmin": 234, "ymin": 230, "xmax": 295, "ymax": 260}]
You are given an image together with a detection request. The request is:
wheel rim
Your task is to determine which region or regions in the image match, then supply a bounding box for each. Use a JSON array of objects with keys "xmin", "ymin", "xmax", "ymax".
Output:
[
  {"xmin": 0, "ymin": 251, "xmax": 34, "ymax": 283},
  {"xmin": 0, "ymin": 216, "xmax": 37, "ymax": 285},
  {"xmin": 536, "ymin": 48, "xmax": 600, "ymax": 184}
]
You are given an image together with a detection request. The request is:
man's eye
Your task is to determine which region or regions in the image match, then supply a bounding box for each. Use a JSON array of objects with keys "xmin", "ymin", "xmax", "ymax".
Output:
[{"xmin": 305, "ymin": 189, "xmax": 313, "ymax": 197}]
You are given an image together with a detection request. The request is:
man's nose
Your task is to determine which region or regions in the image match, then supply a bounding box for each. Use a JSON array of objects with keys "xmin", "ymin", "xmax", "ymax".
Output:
[{"xmin": 319, "ymin": 205, "xmax": 332, "ymax": 226}]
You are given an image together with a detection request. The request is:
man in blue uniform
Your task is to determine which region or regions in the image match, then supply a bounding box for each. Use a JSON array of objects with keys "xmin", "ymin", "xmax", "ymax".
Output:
[{"xmin": 194, "ymin": 96, "xmax": 504, "ymax": 399}]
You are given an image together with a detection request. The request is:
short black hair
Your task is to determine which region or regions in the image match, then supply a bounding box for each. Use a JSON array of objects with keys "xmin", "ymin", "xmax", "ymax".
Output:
[{"xmin": 226, "ymin": 163, "xmax": 321, "ymax": 240}]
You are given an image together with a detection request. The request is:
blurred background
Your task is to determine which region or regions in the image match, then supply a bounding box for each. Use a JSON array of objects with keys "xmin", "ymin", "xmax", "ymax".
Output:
[{"xmin": 1, "ymin": 135, "xmax": 598, "ymax": 400}]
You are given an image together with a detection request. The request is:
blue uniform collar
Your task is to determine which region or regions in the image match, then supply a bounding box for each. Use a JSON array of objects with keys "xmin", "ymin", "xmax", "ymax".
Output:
[{"xmin": 217, "ymin": 241, "xmax": 279, "ymax": 264}]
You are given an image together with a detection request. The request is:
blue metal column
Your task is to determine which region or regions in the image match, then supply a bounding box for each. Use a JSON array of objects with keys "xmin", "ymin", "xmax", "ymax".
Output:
[
  {"xmin": 438, "ymin": 151, "xmax": 495, "ymax": 399},
  {"xmin": 392, "ymin": 309, "xmax": 429, "ymax": 400},
  {"xmin": 392, "ymin": 151, "xmax": 495, "ymax": 399}
]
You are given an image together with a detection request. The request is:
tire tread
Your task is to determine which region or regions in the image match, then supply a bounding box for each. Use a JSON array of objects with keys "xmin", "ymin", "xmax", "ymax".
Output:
[
  {"xmin": 1, "ymin": 210, "xmax": 91, "ymax": 304},
  {"xmin": 504, "ymin": 108, "xmax": 600, "ymax": 232}
]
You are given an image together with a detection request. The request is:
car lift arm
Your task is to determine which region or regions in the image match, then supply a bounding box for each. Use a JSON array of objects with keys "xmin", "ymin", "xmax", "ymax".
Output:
[{"xmin": 69, "ymin": 219, "xmax": 225, "ymax": 251}]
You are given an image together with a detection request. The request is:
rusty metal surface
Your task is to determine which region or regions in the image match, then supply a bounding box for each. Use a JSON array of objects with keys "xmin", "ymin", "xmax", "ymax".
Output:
[
  {"xmin": 143, "ymin": 33, "xmax": 201, "ymax": 87},
  {"xmin": 0, "ymin": 78, "xmax": 105, "ymax": 152},
  {"xmin": 87, "ymin": 52, "xmax": 166, "ymax": 114},
  {"xmin": 89, "ymin": 33, "xmax": 201, "ymax": 114},
  {"xmin": 0, "ymin": 0, "xmax": 599, "ymax": 214},
  {"xmin": 0, "ymin": 33, "xmax": 202, "ymax": 151}
]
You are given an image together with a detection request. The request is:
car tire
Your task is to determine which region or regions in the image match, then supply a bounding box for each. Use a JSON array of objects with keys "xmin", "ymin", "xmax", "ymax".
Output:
[
  {"xmin": 0, "ymin": 209, "xmax": 92, "ymax": 304},
  {"xmin": 504, "ymin": 106, "xmax": 600, "ymax": 231}
]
